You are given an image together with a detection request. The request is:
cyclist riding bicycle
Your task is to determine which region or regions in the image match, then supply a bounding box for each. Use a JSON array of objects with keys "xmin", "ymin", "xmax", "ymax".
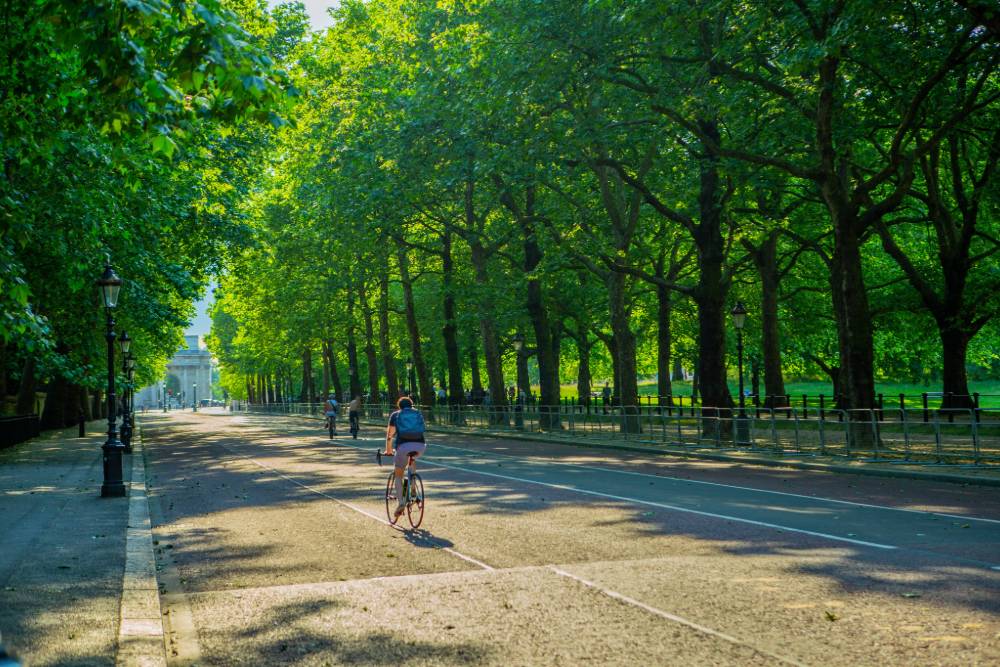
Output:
[
  {"xmin": 383, "ymin": 396, "xmax": 426, "ymax": 520},
  {"xmin": 348, "ymin": 394, "xmax": 362, "ymax": 438},
  {"xmin": 324, "ymin": 394, "xmax": 339, "ymax": 435}
]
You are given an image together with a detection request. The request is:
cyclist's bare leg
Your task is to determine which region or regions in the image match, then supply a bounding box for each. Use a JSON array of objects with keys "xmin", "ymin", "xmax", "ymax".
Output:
[{"xmin": 393, "ymin": 467, "xmax": 406, "ymax": 513}]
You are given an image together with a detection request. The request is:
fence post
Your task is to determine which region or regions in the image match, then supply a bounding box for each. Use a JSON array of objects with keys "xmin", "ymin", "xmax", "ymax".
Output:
[
  {"xmin": 922, "ymin": 392, "xmax": 929, "ymax": 423},
  {"xmin": 898, "ymin": 393, "xmax": 905, "ymax": 418},
  {"xmin": 946, "ymin": 392, "xmax": 955, "ymax": 423},
  {"xmin": 802, "ymin": 394, "xmax": 807, "ymax": 419},
  {"xmin": 819, "ymin": 394, "xmax": 825, "ymax": 421},
  {"xmin": 973, "ymin": 392, "xmax": 980, "ymax": 423},
  {"xmin": 877, "ymin": 393, "xmax": 884, "ymax": 422}
]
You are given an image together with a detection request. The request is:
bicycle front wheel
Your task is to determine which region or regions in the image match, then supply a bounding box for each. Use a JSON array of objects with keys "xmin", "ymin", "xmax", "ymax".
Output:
[
  {"xmin": 384, "ymin": 472, "xmax": 398, "ymax": 524},
  {"xmin": 406, "ymin": 473, "xmax": 424, "ymax": 529}
]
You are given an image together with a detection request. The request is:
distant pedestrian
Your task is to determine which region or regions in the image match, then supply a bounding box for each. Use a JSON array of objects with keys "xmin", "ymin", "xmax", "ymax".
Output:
[{"xmin": 602, "ymin": 382, "xmax": 611, "ymax": 413}]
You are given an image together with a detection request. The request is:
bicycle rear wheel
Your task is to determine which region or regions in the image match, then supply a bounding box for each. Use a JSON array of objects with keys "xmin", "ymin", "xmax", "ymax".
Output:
[
  {"xmin": 384, "ymin": 472, "xmax": 399, "ymax": 524},
  {"xmin": 406, "ymin": 473, "xmax": 424, "ymax": 529}
]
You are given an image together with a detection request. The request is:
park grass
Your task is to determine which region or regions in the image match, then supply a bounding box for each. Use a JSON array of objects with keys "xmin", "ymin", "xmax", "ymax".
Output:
[{"xmin": 554, "ymin": 379, "xmax": 1000, "ymax": 408}]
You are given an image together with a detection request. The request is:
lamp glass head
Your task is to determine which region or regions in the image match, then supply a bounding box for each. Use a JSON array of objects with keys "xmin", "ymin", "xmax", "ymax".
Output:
[
  {"xmin": 731, "ymin": 301, "xmax": 748, "ymax": 330},
  {"xmin": 97, "ymin": 263, "xmax": 123, "ymax": 308},
  {"xmin": 512, "ymin": 332, "xmax": 525, "ymax": 351},
  {"xmin": 119, "ymin": 331, "xmax": 131, "ymax": 354}
]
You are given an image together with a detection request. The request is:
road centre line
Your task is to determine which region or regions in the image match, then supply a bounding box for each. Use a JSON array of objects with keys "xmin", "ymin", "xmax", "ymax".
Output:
[
  {"xmin": 247, "ymin": 414, "xmax": 1000, "ymax": 526},
  {"xmin": 214, "ymin": 440, "xmax": 495, "ymax": 572},
  {"xmin": 426, "ymin": 442, "xmax": 1000, "ymax": 525},
  {"xmin": 549, "ymin": 566, "xmax": 806, "ymax": 667},
  {"xmin": 324, "ymin": 438, "xmax": 896, "ymax": 550}
]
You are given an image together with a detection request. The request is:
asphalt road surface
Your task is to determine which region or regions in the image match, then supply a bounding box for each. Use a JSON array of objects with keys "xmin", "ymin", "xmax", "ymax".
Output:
[{"xmin": 139, "ymin": 410, "xmax": 1000, "ymax": 666}]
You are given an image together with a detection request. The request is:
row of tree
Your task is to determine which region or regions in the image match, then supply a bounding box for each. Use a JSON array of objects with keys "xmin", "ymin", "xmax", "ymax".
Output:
[
  {"xmin": 212, "ymin": 1, "xmax": 1000, "ymax": 439},
  {"xmin": 0, "ymin": 0, "xmax": 296, "ymax": 426}
]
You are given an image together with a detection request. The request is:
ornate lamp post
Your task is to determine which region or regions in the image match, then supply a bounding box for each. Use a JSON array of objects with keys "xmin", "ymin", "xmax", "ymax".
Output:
[
  {"xmin": 119, "ymin": 331, "xmax": 132, "ymax": 454},
  {"xmin": 125, "ymin": 355, "xmax": 135, "ymax": 453},
  {"xmin": 97, "ymin": 260, "xmax": 126, "ymax": 497},
  {"xmin": 731, "ymin": 301, "xmax": 749, "ymax": 444},
  {"xmin": 192, "ymin": 382, "xmax": 198, "ymax": 412},
  {"xmin": 162, "ymin": 381, "xmax": 167, "ymax": 412},
  {"xmin": 512, "ymin": 333, "xmax": 526, "ymax": 428}
]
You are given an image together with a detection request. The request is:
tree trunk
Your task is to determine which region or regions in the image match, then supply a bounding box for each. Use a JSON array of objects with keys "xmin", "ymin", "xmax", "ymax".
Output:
[
  {"xmin": 82, "ymin": 387, "xmax": 93, "ymax": 421},
  {"xmin": 469, "ymin": 343, "xmax": 482, "ymax": 396},
  {"xmin": 523, "ymin": 199, "xmax": 560, "ymax": 428},
  {"xmin": 672, "ymin": 357, "xmax": 684, "ymax": 382},
  {"xmin": 939, "ymin": 326, "xmax": 974, "ymax": 409},
  {"xmin": 395, "ymin": 236, "xmax": 432, "ymax": 404},
  {"xmin": 828, "ymin": 226, "xmax": 878, "ymax": 444},
  {"xmin": 576, "ymin": 334, "xmax": 592, "ymax": 409},
  {"xmin": 469, "ymin": 243, "xmax": 508, "ymax": 420},
  {"xmin": 656, "ymin": 283, "xmax": 673, "ymax": 406},
  {"xmin": 0, "ymin": 340, "xmax": 6, "ymax": 400},
  {"xmin": 691, "ymin": 119, "xmax": 732, "ymax": 433},
  {"xmin": 608, "ymin": 270, "xmax": 640, "ymax": 432},
  {"xmin": 359, "ymin": 281, "xmax": 380, "ymax": 404},
  {"xmin": 15, "ymin": 356, "xmax": 36, "ymax": 416},
  {"xmin": 440, "ymin": 230, "xmax": 464, "ymax": 415},
  {"xmin": 300, "ymin": 349, "xmax": 314, "ymax": 403},
  {"xmin": 324, "ymin": 339, "xmax": 343, "ymax": 400},
  {"xmin": 754, "ymin": 234, "xmax": 787, "ymax": 407},
  {"xmin": 346, "ymin": 284, "xmax": 362, "ymax": 399},
  {"xmin": 377, "ymin": 273, "xmax": 399, "ymax": 399}
]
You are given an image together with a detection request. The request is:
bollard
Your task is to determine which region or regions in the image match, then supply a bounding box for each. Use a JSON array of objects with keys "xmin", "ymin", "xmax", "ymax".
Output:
[{"xmin": 78, "ymin": 413, "xmax": 86, "ymax": 438}]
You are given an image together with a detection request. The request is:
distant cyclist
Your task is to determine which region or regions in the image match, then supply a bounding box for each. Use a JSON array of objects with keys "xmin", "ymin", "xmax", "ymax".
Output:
[
  {"xmin": 324, "ymin": 393, "xmax": 339, "ymax": 435},
  {"xmin": 383, "ymin": 396, "xmax": 426, "ymax": 520},
  {"xmin": 348, "ymin": 394, "xmax": 362, "ymax": 438}
]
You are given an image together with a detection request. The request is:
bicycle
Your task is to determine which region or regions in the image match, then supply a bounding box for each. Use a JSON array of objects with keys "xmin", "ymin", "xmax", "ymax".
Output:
[
  {"xmin": 376, "ymin": 448, "xmax": 424, "ymax": 528},
  {"xmin": 325, "ymin": 413, "xmax": 337, "ymax": 439},
  {"xmin": 349, "ymin": 411, "xmax": 360, "ymax": 439}
]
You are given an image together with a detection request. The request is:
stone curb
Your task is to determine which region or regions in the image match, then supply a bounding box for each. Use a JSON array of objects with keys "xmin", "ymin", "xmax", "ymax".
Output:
[
  {"xmin": 116, "ymin": 429, "xmax": 166, "ymax": 667},
  {"xmin": 261, "ymin": 411, "xmax": 1000, "ymax": 488}
]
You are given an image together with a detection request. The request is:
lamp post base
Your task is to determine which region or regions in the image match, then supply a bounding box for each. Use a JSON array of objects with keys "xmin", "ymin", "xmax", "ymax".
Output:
[{"xmin": 100, "ymin": 442, "xmax": 127, "ymax": 498}]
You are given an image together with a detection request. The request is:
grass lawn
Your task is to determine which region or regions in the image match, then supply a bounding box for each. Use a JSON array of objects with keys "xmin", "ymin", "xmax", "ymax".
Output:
[{"xmin": 552, "ymin": 379, "xmax": 1000, "ymax": 408}]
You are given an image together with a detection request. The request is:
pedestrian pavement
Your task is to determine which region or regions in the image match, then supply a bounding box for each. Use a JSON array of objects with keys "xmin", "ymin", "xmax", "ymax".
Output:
[{"xmin": 0, "ymin": 421, "xmax": 164, "ymax": 667}]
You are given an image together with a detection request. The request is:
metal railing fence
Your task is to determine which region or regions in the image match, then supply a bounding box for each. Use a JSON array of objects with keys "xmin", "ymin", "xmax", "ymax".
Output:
[{"xmin": 230, "ymin": 401, "xmax": 1000, "ymax": 467}]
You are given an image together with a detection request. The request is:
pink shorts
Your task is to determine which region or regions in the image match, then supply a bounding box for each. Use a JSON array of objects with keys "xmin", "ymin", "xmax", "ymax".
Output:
[{"xmin": 393, "ymin": 441, "xmax": 426, "ymax": 468}]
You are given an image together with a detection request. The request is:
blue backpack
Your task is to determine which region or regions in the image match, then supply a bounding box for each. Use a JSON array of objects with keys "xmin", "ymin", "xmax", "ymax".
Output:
[{"xmin": 395, "ymin": 408, "xmax": 426, "ymax": 439}]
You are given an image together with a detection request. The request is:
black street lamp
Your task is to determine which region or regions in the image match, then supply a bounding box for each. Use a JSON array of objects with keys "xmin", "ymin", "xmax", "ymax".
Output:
[
  {"xmin": 97, "ymin": 260, "xmax": 126, "ymax": 498},
  {"xmin": 161, "ymin": 381, "xmax": 167, "ymax": 412},
  {"xmin": 405, "ymin": 358, "xmax": 416, "ymax": 400},
  {"xmin": 512, "ymin": 333, "xmax": 527, "ymax": 428},
  {"xmin": 119, "ymin": 333, "xmax": 132, "ymax": 454},
  {"xmin": 125, "ymin": 356, "xmax": 135, "ymax": 453},
  {"xmin": 192, "ymin": 382, "xmax": 198, "ymax": 412},
  {"xmin": 512, "ymin": 332, "xmax": 528, "ymax": 401},
  {"xmin": 731, "ymin": 301, "xmax": 749, "ymax": 444}
]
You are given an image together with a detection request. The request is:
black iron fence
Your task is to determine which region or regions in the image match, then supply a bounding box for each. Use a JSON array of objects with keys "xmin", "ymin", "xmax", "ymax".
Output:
[
  {"xmin": 234, "ymin": 400, "xmax": 999, "ymax": 467},
  {"xmin": 0, "ymin": 415, "xmax": 40, "ymax": 449}
]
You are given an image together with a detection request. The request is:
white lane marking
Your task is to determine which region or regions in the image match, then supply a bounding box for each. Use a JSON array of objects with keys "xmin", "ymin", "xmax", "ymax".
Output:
[
  {"xmin": 321, "ymin": 439, "xmax": 895, "ymax": 549},
  {"xmin": 549, "ymin": 566, "xmax": 806, "ymax": 667},
  {"xmin": 216, "ymin": 442, "xmax": 495, "ymax": 572},
  {"xmin": 422, "ymin": 459, "xmax": 897, "ymax": 550},
  {"xmin": 428, "ymin": 442, "xmax": 1000, "ymax": 525}
]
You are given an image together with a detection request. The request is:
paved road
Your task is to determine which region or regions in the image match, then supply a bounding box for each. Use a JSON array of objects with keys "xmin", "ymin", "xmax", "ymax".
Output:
[{"xmin": 140, "ymin": 411, "xmax": 1000, "ymax": 665}]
